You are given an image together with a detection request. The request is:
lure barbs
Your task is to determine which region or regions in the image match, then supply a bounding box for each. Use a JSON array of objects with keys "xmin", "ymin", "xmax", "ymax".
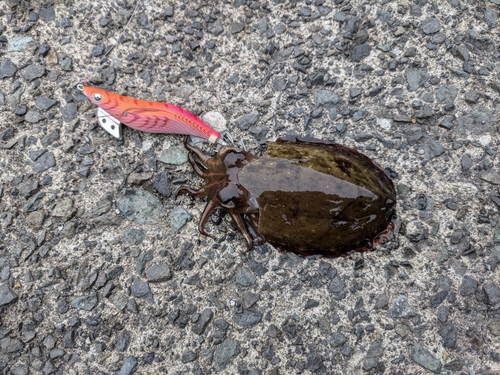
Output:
[{"xmin": 79, "ymin": 85, "xmax": 221, "ymax": 144}]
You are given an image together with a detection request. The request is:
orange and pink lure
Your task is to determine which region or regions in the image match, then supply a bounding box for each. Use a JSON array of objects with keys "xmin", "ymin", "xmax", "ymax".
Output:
[{"xmin": 79, "ymin": 85, "xmax": 221, "ymax": 144}]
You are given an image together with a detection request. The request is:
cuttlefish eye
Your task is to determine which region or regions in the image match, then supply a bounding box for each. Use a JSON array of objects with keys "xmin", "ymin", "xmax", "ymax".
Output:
[{"xmin": 93, "ymin": 93, "xmax": 102, "ymax": 101}]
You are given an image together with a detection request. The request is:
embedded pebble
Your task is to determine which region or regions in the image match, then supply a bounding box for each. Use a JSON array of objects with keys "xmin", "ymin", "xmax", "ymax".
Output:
[
  {"xmin": 7, "ymin": 36, "xmax": 34, "ymax": 52},
  {"xmin": 411, "ymin": 344, "xmax": 442, "ymax": 373},
  {"xmin": 170, "ymin": 207, "xmax": 192, "ymax": 232},
  {"xmin": 146, "ymin": 263, "xmax": 172, "ymax": 282},
  {"xmin": 0, "ymin": 59, "xmax": 17, "ymax": 78},
  {"xmin": 116, "ymin": 188, "xmax": 162, "ymax": 224},
  {"xmin": 158, "ymin": 145, "xmax": 188, "ymax": 165},
  {"xmin": 0, "ymin": 285, "xmax": 18, "ymax": 307},
  {"xmin": 214, "ymin": 339, "xmax": 240, "ymax": 372}
]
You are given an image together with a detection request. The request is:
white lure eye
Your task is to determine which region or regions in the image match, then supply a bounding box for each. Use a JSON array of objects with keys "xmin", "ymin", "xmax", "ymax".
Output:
[{"xmin": 93, "ymin": 93, "xmax": 102, "ymax": 101}]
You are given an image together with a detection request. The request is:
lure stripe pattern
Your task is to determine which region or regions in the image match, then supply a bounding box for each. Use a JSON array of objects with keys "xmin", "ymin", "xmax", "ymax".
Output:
[{"xmin": 82, "ymin": 86, "xmax": 220, "ymax": 142}]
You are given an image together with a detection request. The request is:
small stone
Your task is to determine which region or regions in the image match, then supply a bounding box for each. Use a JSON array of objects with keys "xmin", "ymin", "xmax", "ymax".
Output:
[
  {"xmin": 26, "ymin": 210, "xmax": 45, "ymax": 229},
  {"xmin": 230, "ymin": 22, "xmax": 245, "ymax": 34},
  {"xmin": 351, "ymin": 44, "xmax": 371, "ymax": 62},
  {"xmin": 62, "ymin": 330, "xmax": 76, "ymax": 348},
  {"xmin": 411, "ymin": 343, "xmax": 442, "ymax": 373},
  {"xmin": 117, "ymin": 188, "xmax": 162, "ymax": 224},
  {"xmin": 353, "ymin": 132, "xmax": 372, "ymax": 143},
  {"xmin": 328, "ymin": 276, "xmax": 345, "ymax": 293},
  {"xmin": 0, "ymin": 59, "xmax": 17, "ymax": 78},
  {"xmin": 352, "ymin": 110, "xmax": 368, "ymax": 122},
  {"xmin": 459, "ymin": 276, "xmax": 477, "ymax": 296},
  {"xmin": 92, "ymin": 45, "xmax": 105, "ymax": 57},
  {"xmin": 52, "ymin": 198, "xmax": 75, "ymax": 222},
  {"xmin": 233, "ymin": 310, "xmax": 262, "ymax": 328},
  {"xmin": 430, "ymin": 290, "xmax": 448, "ymax": 307},
  {"xmin": 132, "ymin": 278, "xmax": 151, "ymax": 298},
  {"xmin": 272, "ymin": 77, "xmax": 287, "ymax": 91},
  {"xmin": 21, "ymin": 64, "xmax": 45, "ymax": 81},
  {"xmin": 304, "ymin": 299, "xmax": 319, "ymax": 310},
  {"xmin": 146, "ymin": 263, "xmax": 172, "ymax": 282},
  {"xmin": 421, "ymin": 18, "xmax": 440, "ymax": 34},
  {"xmin": 0, "ymin": 285, "xmax": 18, "ymax": 307},
  {"xmin": 437, "ymin": 306, "xmax": 449, "ymax": 323},
  {"xmin": 116, "ymin": 330, "xmax": 131, "ymax": 352},
  {"xmin": 464, "ymin": 91, "xmax": 480, "ymax": 104},
  {"xmin": 173, "ymin": 85, "xmax": 195, "ymax": 98},
  {"xmin": 436, "ymin": 85, "xmax": 457, "ymax": 104},
  {"xmin": 7, "ymin": 36, "xmax": 35, "ymax": 52},
  {"xmin": 109, "ymin": 292, "xmax": 129, "ymax": 311},
  {"xmin": 331, "ymin": 332, "xmax": 347, "ymax": 347},
  {"xmin": 60, "ymin": 18, "xmax": 72, "ymax": 27},
  {"xmin": 15, "ymin": 105, "xmax": 27, "ymax": 115},
  {"xmin": 375, "ymin": 293, "xmax": 389, "ymax": 309},
  {"xmin": 439, "ymin": 323, "xmax": 457, "ymax": 348},
  {"xmin": 234, "ymin": 267, "xmax": 256, "ymax": 286},
  {"xmin": 61, "ymin": 103, "xmax": 78, "ymax": 122},
  {"xmin": 208, "ymin": 20, "xmax": 224, "ymax": 36},
  {"xmin": 0, "ymin": 337, "xmax": 24, "ymax": 353},
  {"xmin": 35, "ymin": 97, "xmax": 58, "ymax": 110},
  {"xmin": 469, "ymin": 30, "xmax": 495, "ymax": 51},
  {"xmin": 405, "ymin": 68, "xmax": 428, "ymax": 91},
  {"xmin": 235, "ymin": 113, "xmax": 259, "ymax": 130},
  {"xmin": 25, "ymin": 110, "xmax": 44, "ymax": 123},
  {"xmin": 0, "ymin": 128, "xmax": 15, "ymax": 141},
  {"xmin": 122, "ymin": 228, "xmax": 146, "ymax": 245},
  {"xmin": 33, "ymin": 152, "xmax": 55, "ymax": 173},
  {"xmin": 488, "ymin": 319, "xmax": 500, "ymax": 336},
  {"xmin": 49, "ymin": 348, "xmax": 65, "ymax": 359},
  {"xmin": 363, "ymin": 343, "xmax": 384, "ymax": 370},
  {"xmin": 182, "ymin": 350, "xmax": 198, "ymax": 363},
  {"xmin": 388, "ymin": 295, "xmax": 417, "ymax": 318},
  {"xmin": 60, "ymin": 57, "xmax": 72, "ymax": 71},
  {"xmin": 242, "ymin": 291, "xmax": 260, "ymax": 309},
  {"xmin": 306, "ymin": 353, "xmax": 323, "ymax": 372},
  {"xmin": 202, "ymin": 111, "xmax": 228, "ymax": 133},
  {"xmin": 483, "ymin": 282, "xmax": 500, "ymax": 305},
  {"xmin": 71, "ymin": 293, "xmax": 98, "ymax": 311},
  {"xmin": 18, "ymin": 180, "xmax": 39, "ymax": 198},
  {"xmin": 10, "ymin": 364, "xmax": 28, "ymax": 375},
  {"xmin": 39, "ymin": 8, "xmax": 56, "ymax": 21},
  {"xmin": 118, "ymin": 357, "xmax": 138, "ymax": 375},
  {"xmin": 158, "ymin": 145, "xmax": 188, "ymax": 165},
  {"xmin": 419, "ymin": 136, "xmax": 444, "ymax": 160},
  {"xmin": 139, "ymin": 70, "xmax": 151, "ymax": 86},
  {"xmin": 136, "ymin": 250, "xmax": 153, "ymax": 275},
  {"xmin": 461, "ymin": 155, "xmax": 472, "ymax": 170},
  {"xmin": 214, "ymin": 339, "xmax": 240, "ymax": 372},
  {"xmin": 453, "ymin": 44, "xmax": 469, "ymax": 62},
  {"xmin": 170, "ymin": 207, "xmax": 192, "ymax": 232},
  {"xmin": 153, "ymin": 171, "xmax": 171, "ymax": 197},
  {"xmin": 484, "ymin": 7, "xmax": 498, "ymax": 27},
  {"xmin": 315, "ymin": 90, "xmax": 339, "ymax": 106},
  {"xmin": 192, "ymin": 308, "xmax": 213, "ymax": 335}
]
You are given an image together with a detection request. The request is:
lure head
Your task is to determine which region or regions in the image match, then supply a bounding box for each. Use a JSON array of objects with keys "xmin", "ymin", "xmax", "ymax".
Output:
[
  {"xmin": 80, "ymin": 85, "xmax": 112, "ymax": 109},
  {"xmin": 78, "ymin": 84, "xmax": 123, "ymax": 139}
]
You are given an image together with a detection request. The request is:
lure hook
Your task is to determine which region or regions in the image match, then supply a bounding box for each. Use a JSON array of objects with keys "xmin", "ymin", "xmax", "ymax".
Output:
[
  {"xmin": 217, "ymin": 130, "xmax": 235, "ymax": 146},
  {"xmin": 76, "ymin": 84, "xmax": 83, "ymax": 91}
]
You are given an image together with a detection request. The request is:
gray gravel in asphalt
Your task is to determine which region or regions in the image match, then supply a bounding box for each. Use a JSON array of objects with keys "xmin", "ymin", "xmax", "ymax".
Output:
[{"xmin": 1, "ymin": 0, "xmax": 500, "ymax": 374}]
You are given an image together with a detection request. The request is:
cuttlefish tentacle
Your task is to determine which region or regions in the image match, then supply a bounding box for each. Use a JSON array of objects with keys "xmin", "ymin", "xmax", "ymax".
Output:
[
  {"xmin": 175, "ymin": 186, "xmax": 208, "ymax": 199},
  {"xmin": 188, "ymin": 152, "xmax": 209, "ymax": 178},
  {"xmin": 228, "ymin": 211, "xmax": 253, "ymax": 251},
  {"xmin": 184, "ymin": 137, "xmax": 211, "ymax": 163},
  {"xmin": 197, "ymin": 198, "xmax": 219, "ymax": 238}
]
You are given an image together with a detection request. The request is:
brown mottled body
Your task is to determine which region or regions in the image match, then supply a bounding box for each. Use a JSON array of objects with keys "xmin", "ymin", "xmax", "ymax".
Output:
[{"xmin": 176, "ymin": 136, "xmax": 397, "ymax": 257}]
